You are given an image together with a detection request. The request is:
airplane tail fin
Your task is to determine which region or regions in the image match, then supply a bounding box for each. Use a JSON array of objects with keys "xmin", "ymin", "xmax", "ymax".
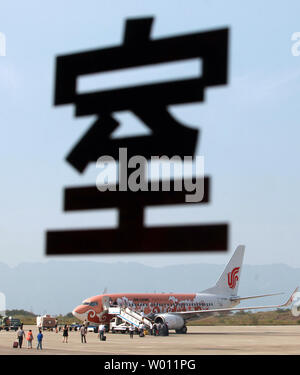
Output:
[{"xmin": 202, "ymin": 245, "xmax": 245, "ymax": 297}]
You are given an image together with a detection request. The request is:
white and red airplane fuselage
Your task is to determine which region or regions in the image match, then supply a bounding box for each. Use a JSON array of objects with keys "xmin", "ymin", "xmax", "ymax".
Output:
[
  {"xmin": 73, "ymin": 292, "xmax": 233, "ymax": 322},
  {"xmin": 72, "ymin": 246, "xmax": 297, "ymax": 333}
]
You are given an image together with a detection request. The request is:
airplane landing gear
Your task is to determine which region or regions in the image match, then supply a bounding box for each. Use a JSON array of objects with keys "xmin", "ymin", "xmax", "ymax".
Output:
[{"xmin": 175, "ymin": 325, "xmax": 187, "ymax": 334}]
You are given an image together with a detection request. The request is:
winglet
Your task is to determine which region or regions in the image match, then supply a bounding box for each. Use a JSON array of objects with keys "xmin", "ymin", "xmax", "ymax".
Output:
[{"xmin": 282, "ymin": 287, "xmax": 299, "ymax": 307}]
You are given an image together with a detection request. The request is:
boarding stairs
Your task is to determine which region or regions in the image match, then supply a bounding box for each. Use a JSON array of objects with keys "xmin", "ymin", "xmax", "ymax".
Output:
[{"xmin": 108, "ymin": 306, "xmax": 153, "ymax": 329}]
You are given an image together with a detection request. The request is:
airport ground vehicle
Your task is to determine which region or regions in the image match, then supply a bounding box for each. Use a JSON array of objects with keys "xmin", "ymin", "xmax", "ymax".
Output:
[
  {"xmin": 36, "ymin": 315, "xmax": 57, "ymax": 331},
  {"xmin": 0, "ymin": 316, "xmax": 22, "ymax": 331},
  {"xmin": 87, "ymin": 325, "xmax": 98, "ymax": 333},
  {"xmin": 110, "ymin": 317, "xmax": 130, "ymax": 334}
]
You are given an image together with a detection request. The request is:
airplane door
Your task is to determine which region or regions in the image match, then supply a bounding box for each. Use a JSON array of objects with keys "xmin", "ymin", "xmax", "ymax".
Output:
[{"xmin": 102, "ymin": 296, "xmax": 110, "ymax": 311}]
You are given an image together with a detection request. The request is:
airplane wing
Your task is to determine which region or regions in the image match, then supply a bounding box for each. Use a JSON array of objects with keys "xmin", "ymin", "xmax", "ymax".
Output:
[
  {"xmin": 170, "ymin": 287, "xmax": 298, "ymax": 320},
  {"xmin": 230, "ymin": 292, "xmax": 284, "ymax": 302}
]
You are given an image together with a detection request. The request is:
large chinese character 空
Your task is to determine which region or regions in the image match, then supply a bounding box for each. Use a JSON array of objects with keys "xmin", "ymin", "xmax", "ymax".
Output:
[{"xmin": 46, "ymin": 17, "xmax": 229, "ymax": 255}]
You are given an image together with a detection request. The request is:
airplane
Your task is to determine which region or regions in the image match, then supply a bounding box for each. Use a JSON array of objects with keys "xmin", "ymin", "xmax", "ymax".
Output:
[{"xmin": 72, "ymin": 245, "xmax": 298, "ymax": 333}]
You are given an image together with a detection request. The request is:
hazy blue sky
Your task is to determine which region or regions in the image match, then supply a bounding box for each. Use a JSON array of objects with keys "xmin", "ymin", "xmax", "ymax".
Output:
[{"xmin": 0, "ymin": 0, "xmax": 300, "ymax": 268}]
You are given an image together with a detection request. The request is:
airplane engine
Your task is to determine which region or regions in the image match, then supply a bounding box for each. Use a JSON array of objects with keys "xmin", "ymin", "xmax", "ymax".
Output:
[{"xmin": 154, "ymin": 314, "xmax": 185, "ymax": 330}]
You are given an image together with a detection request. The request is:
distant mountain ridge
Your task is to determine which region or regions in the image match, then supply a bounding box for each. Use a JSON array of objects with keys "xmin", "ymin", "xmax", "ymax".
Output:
[{"xmin": 0, "ymin": 261, "xmax": 298, "ymax": 315}]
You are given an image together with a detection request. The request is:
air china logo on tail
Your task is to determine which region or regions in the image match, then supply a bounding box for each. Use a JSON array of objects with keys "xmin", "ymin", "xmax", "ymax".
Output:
[{"xmin": 227, "ymin": 267, "xmax": 240, "ymax": 289}]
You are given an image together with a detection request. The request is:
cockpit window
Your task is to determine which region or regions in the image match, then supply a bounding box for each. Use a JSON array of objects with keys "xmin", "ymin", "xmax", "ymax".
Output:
[{"xmin": 82, "ymin": 301, "xmax": 98, "ymax": 306}]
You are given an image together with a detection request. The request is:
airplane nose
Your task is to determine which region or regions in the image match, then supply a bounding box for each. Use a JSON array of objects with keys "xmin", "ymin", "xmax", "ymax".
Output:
[
  {"xmin": 72, "ymin": 308, "xmax": 81, "ymax": 319},
  {"xmin": 72, "ymin": 306, "xmax": 86, "ymax": 320}
]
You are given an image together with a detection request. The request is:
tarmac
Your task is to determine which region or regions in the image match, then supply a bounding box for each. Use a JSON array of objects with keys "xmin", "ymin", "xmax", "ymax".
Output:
[{"xmin": 1, "ymin": 325, "xmax": 300, "ymax": 355}]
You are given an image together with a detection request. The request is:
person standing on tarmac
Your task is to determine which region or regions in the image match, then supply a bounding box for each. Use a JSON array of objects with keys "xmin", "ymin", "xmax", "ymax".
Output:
[
  {"xmin": 157, "ymin": 322, "xmax": 161, "ymax": 335},
  {"xmin": 16, "ymin": 326, "xmax": 25, "ymax": 348},
  {"xmin": 99, "ymin": 323, "xmax": 105, "ymax": 341},
  {"xmin": 36, "ymin": 330, "xmax": 43, "ymax": 350},
  {"xmin": 149, "ymin": 322, "xmax": 153, "ymax": 335},
  {"xmin": 138, "ymin": 322, "xmax": 144, "ymax": 337},
  {"xmin": 62, "ymin": 324, "xmax": 69, "ymax": 343},
  {"xmin": 129, "ymin": 324, "xmax": 135, "ymax": 339},
  {"xmin": 26, "ymin": 330, "xmax": 34, "ymax": 349},
  {"xmin": 152, "ymin": 323, "xmax": 157, "ymax": 336},
  {"xmin": 165, "ymin": 322, "xmax": 169, "ymax": 336},
  {"xmin": 80, "ymin": 324, "xmax": 87, "ymax": 343}
]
